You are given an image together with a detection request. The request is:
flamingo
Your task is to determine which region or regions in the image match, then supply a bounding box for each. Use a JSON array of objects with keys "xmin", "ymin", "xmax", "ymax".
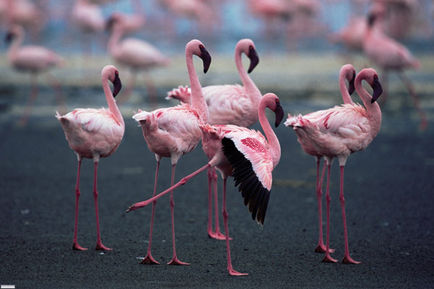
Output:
[
  {"xmin": 285, "ymin": 67, "xmax": 383, "ymax": 264},
  {"xmin": 130, "ymin": 39, "xmax": 210, "ymax": 266},
  {"xmin": 56, "ymin": 65, "xmax": 124, "ymax": 251},
  {"xmin": 106, "ymin": 13, "xmax": 169, "ymax": 103},
  {"xmin": 5, "ymin": 24, "xmax": 64, "ymax": 125},
  {"xmin": 167, "ymin": 38, "xmax": 262, "ymax": 240},
  {"xmin": 127, "ymin": 92, "xmax": 284, "ymax": 276},
  {"xmin": 285, "ymin": 64, "xmax": 356, "ymax": 254},
  {"xmin": 363, "ymin": 9, "xmax": 427, "ymax": 130}
]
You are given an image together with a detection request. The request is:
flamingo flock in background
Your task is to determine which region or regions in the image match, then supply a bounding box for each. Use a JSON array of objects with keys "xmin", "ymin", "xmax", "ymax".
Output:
[
  {"xmin": 285, "ymin": 67, "xmax": 383, "ymax": 264},
  {"xmin": 56, "ymin": 65, "xmax": 124, "ymax": 251},
  {"xmin": 106, "ymin": 13, "xmax": 169, "ymax": 103},
  {"xmin": 167, "ymin": 38, "xmax": 262, "ymax": 240},
  {"xmin": 130, "ymin": 39, "xmax": 210, "ymax": 266},
  {"xmin": 5, "ymin": 24, "xmax": 65, "ymax": 125}
]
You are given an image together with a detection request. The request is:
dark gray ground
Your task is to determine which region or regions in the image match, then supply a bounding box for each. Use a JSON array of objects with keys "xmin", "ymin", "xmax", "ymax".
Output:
[{"xmin": 0, "ymin": 84, "xmax": 433, "ymax": 289}]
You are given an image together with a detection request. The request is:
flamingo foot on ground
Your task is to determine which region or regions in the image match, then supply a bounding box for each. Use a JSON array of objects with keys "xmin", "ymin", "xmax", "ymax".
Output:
[
  {"xmin": 167, "ymin": 257, "xmax": 190, "ymax": 266},
  {"xmin": 95, "ymin": 243, "xmax": 112, "ymax": 251},
  {"xmin": 140, "ymin": 254, "xmax": 160, "ymax": 265},
  {"xmin": 228, "ymin": 268, "xmax": 248, "ymax": 276},
  {"xmin": 322, "ymin": 254, "xmax": 338, "ymax": 263},
  {"xmin": 208, "ymin": 230, "xmax": 232, "ymax": 240},
  {"xmin": 342, "ymin": 256, "xmax": 361, "ymax": 264},
  {"xmin": 72, "ymin": 243, "xmax": 88, "ymax": 251},
  {"xmin": 314, "ymin": 244, "xmax": 335, "ymax": 253}
]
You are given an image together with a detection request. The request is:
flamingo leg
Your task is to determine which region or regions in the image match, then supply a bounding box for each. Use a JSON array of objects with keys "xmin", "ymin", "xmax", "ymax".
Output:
[
  {"xmin": 168, "ymin": 164, "xmax": 190, "ymax": 266},
  {"xmin": 398, "ymin": 72, "xmax": 427, "ymax": 130},
  {"xmin": 207, "ymin": 168, "xmax": 213, "ymax": 238},
  {"xmin": 19, "ymin": 73, "xmax": 38, "ymax": 126},
  {"xmin": 222, "ymin": 178, "xmax": 247, "ymax": 276},
  {"xmin": 322, "ymin": 162, "xmax": 337, "ymax": 263},
  {"xmin": 314, "ymin": 158, "xmax": 334, "ymax": 253},
  {"xmin": 339, "ymin": 166, "xmax": 361, "ymax": 264},
  {"xmin": 72, "ymin": 157, "xmax": 87, "ymax": 251},
  {"xmin": 127, "ymin": 163, "xmax": 212, "ymax": 212},
  {"xmin": 141, "ymin": 160, "xmax": 160, "ymax": 265},
  {"xmin": 208, "ymin": 168, "xmax": 228, "ymax": 240},
  {"xmin": 93, "ymin": 160, "xmax": 111, "ymax": 251}
]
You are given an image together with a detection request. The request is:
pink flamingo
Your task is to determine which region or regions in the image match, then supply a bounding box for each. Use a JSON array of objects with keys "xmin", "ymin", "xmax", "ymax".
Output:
[
  {"xmin": 285, "ymin": 64, "xmax": 356, "ymax": 254},
  {"xmin": 130, "ymin": 39, "xmax": 210, "ymax": 266},
  {"xmin": 106, "ymin": 14, "xmax": 169, "ymax": 103},
  {"xmin": 285, "ymin": 67, "xmax": 383, "ymax": 264},
  {"xmin": 5, "ymin": 24, "xmax": 64, "ymax": 125},
  {"xmin": 127, "ymin": 92, "xmax": 284, "ymax": 276},
  {"xmin": 56, "ymin": 65, "xmax": 124, "ymax": 251},
  {"xmin": 167, "ymin": 38, "xmax": 262, "ymax": 240},
  {"xmin": 363, "ymin": 9, "xmax": 427, "ymax": 130}
]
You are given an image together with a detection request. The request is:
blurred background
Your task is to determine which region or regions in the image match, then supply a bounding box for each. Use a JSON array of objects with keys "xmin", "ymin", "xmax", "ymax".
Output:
[{"xmin": 0, "ymin": 0, "xmax": 433, "ymax": 124}]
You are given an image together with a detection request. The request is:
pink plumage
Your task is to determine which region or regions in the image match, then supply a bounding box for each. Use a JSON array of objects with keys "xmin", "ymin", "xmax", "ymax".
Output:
[
  {"xmin": 166, "ymin": 38, "xmax": 262, "ymax": 239},
  {"xmin": 127, "ymin": 92, "xmax": 283, "ymax": 276},
  {"xmin": 129, "ymin": 39, "xmax": 210, "ymax": 266},
  {"xmin": 285, "ymin": 67, "xmax": 383, "ymax": 264},
  {"xmin": 56, "ymin": 65, "xmax": 124, "ymax": 251}
]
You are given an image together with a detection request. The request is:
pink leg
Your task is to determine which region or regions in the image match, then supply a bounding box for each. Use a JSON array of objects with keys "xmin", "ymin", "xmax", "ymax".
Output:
[
  {"xmin": 19, "ymin": 74, "xmax": 38, "ymax": 126},
  {"xmin": 398, "ymin": 72, "xmax": 428, "ymax": 131},
  {"xmin": 207, "ymin": 168, "xmax": 213, "ymax": 237},
  {"xmin": 314, "ymin": 158, "xmax": 334, "ymax": 253},
  {"xmin": 222, "ymin": 178, "xmax": 247, "ymax": 276},
  {"xmin": 127, "ymin": 163, "xmax": 212, "ymax": 212},
  {"xmin": 339, "ymin": 166, "xmax": 361, "ymax": 264},
  {"xmin": 141, "ymin": 160, "xmax": 160, "ymax": 265},
  {"xmin": 72, "ymin": 158, "xmax": 87, "ymax": 251},
  {"xmin": 168, "ymin": 164, "xmax": 189, "ymax": 265},
  {"xmin": 93, "ymin": 161, "xmax": 111, "ymax": 251},
  {"xmin": 322, "ymin": 163, "xmax": 337, "ymax": 263},
  {"xmin": 208, "ymin": 168, "xmax": 228, "ymax": 240}
]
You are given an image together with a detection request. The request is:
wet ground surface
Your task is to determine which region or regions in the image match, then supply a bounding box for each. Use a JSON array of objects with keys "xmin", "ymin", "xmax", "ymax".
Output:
[{"xmin": 0, "ymin": 55, "xmax": 434, "ymax": 288}]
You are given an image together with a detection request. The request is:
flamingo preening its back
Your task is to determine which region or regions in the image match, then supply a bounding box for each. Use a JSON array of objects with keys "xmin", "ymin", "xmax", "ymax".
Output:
[
  {"xmin": 56, "ymin": 65, "xmax": 124, "ymax": 251},
  {"xmin": 127, "ymin": 92, "xmax": 283, "ymax": 276},
  {"xmin": 130, "ymin": 39, "xmax": 210, "ymax": 265},
  {"xmin": 167, "ymin": 38, "xmax": 262, "ymax": 240},
  {"xmin": 285, "ymin": 67, "xmax": 383, "ymax": 264}
]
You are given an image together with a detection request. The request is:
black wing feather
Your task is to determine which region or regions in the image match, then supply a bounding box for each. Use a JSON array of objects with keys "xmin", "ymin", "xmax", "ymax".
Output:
[{"xmin": 222, "ymin": 137, "xmax": 271, "ymax": 225}]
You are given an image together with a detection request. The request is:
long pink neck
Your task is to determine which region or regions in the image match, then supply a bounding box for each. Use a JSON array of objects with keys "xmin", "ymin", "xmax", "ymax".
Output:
[
  {"xmin": 186, "ymin": 47, "xmax": 208, "ymax": 123},
  {"xmin": 235, "ymin": 47, "xmax": 259, "ymax": 96},
  {"xmin": 7, "ymin": 30, "xmax": 23, "ymax": 62},
  {"xmin": 339, "ymin": 69, "xmax": 353, "ymax": 104},
  {"xmin": 108, "ymin": 26, "xmax": 123, "ymax": 57},
  {"xmin": 258, "ymin": 100, "xmax": 281, "ymax": 168},
  {"xmin": 355, "ymin": 72, "xmax": 381, "ymax": 137},
  {"xmin": 102, "ymin": 74, "xmax": 124, "ymax": 127}
]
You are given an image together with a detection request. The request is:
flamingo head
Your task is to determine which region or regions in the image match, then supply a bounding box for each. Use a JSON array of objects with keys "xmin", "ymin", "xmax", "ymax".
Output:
[
  {"xmin": 111, "ymin": 70, "xmax": 122, "ymax": 98},
  {"xmin": 103, "ymin": 65, "xmax": 122, "ymax": 98},
  {"xmin": 187, "ymin": 39, "xmax": 212, "ymax": 74},
  {"xmin": 237, "ymin": 39, "xmax": 259, "ymax": 74},
  {"xmin": 262, "ymin": 93, "xmax": 284, "ymax": 127},
  {"xmin": 105, "ymin": 13, "xmax": 121, "ymax": 32},
  {"xmin": 4, "ymin": 25, "xmax": 22, "ymax": 44},
  {"xmin": 348, "ymin": 69, "xmax": 356, "ymax": 95},
  {"xmin": 247, "ymin": 45, "xmax": 259, "ymax": 73},
  {"xmin": 274, "ymin": 99, "xmax": 284, "ymax": 127}
]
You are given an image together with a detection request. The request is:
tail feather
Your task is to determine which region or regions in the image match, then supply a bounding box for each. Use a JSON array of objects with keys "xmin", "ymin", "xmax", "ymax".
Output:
[{"xmin": 166, "ymin": 85, "xmax": 191, "ymax": 103}]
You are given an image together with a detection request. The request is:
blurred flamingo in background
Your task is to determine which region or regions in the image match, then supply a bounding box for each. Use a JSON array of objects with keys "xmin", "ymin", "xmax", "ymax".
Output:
[
  {"xmin": 4, "ymin": 0, "xmax": 46, "ymax": 41},
  {"xmin": 128, "ymin": 92, "xmax": 283, "ymax": 276},
  {"xmin": 130, "ymin": 39, "xmax": 210, "ymax": 266},
  {"xmin": 285, "ymin": 67, "xmax": 383, "ymax": 264},
  {"xmin": 56, "ymin": 65, "xmax": 124, "ymax": 251},
  {"xmin": 5, "ymin": 24, "xmax": 65, "ymax": 125},
  {"xmin": 363, "ymin": 9, "xmax": 427, "ymax": 130},
  {"xmin": 106, "ymin": 13, "xmax": 169, "ymax": 104},
  {"xmin": 167, "ymin": 38, "xmax": 262, "ymax": 240},
  {"xmin": 285, "ymin": 64, "xmax": 356, "ymax": 254}
]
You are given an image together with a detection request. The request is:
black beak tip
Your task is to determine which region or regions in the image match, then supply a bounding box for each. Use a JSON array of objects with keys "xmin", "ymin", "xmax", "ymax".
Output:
[
  {"xmin": 112, "ymin": 73, "xmax": 122, "ymax": 97},
  {"xmin": 247, "ymin": 46, "xmax": 259, "ymax": 74},
  {"xmin": 5, "ymin": 32, "xmax": 13, "ymax": 44},
  {"xmin": 371, "ymin": 77, "xmax": 383, "ymax": 103},
  {"xmin": 274, "ymin": 103, "xmax": 284, "ymax": 127},
  {"xmin": 199, "ymin": 45, "xmax": 211, "ymax": 74}
]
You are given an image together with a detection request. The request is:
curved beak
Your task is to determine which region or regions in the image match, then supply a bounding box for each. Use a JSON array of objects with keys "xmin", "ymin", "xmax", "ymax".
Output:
[
  {"xmin": 370, "ymin": 75, "xmax": 383, "ymax": 103},
  {"xmin": 199, "ymin": 45, "xmax": 211, "ymax": 74},
  {"xmin": 348, "ymin": 71, "xmax": 356, "ymax": 95},
  {"xmin": 247, "ymin": 45, "xmax": 259, "ymax": 73},
  {"xmin": 274, "ymin": 101, "xmax": 284, "ymax": 127},
  {"xmin": 112, "ymin": 72, "xmax": 122, "ymax": 98},
  {"xmin": 105, "ymin": 16, "xmax": 116, "ymax": 31}
]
